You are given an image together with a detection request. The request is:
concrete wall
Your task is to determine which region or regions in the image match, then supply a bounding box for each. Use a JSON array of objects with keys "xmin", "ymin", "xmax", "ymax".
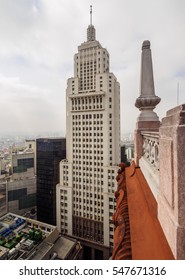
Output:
[{"xmin": 158, "ymin": 104, "xmax": 185, "ymax": 259}]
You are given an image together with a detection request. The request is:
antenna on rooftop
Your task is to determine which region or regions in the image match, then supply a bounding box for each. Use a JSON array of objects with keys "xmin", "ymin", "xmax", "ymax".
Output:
[{"xmin": 90, "ymin": 5, "xmax": 92, "ymax": 25}]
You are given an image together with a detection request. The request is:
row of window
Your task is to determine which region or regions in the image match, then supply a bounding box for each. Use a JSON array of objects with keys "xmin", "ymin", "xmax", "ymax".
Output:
[
  {"xmin": 73, "ymin": 212, "xmax": 103, "ymax": 223},
  {"xmin": 73, "ymin": 144, "xmax": 103, "ymax": 149},
  {"xmin": 73, "ymin": 184, "xmax": 104, "ymax": 191},
  {"xmin": 72, "ymin": 150, "xmax": 103, "ymax": 156},
  {"xmin": 73, "ymin": 204, "xmax": 104, "ymax": 212},
  {"xmin": 78, "ymin": 56, "xmax": 108, "ymax": 66},
  {"xmin": 74, "ymin": 198, "xmax": 104, "ymax": 205},
  {"xmin": 72, "ymin": 138, "xmax": 104, "ymax": 143},
  {"xmin": 79, "ymin": 61, "xmax": 108, "ymax": 70},
  {"xmin": 73, "ymin": 177, "xmax": 104, "ymax": 183},
  {"xmin": 73, "ymin": 191, "xmax": 103, "ymax": 199},
  {"xmin": 76, "ymin": 49, "xmax": 108, "ymax": 57},
  {"xmin": 72, "ymin": 125, "xmax": 103, "ymax": 131},
  {"xmin": 73, "ymin": 166, "xmax": 103, "ymax": 172},
  {"xmin": 72, "ymin": 103, "xmax": 103, "ymax": 111},
  {"xmin": 60, "ymin": 195, "xmax": 68, "ymax": 200},
  {"xmin": 73, "ymin": 171, "xmax": 103, "ymax": 177},
  {"xmin": 72, "ymin": 96, "xmax": 103, "ymax": 105},
  {"xmin": 72, "ymin": 124, "xmax": 103, "ymax": 130},
  {"xmin": 72, "ymin": 132, "xmax": 103, "ymax": 138},
  {"xmin": 73, "ymin": 160, "xmax": 103, "ymax": 166},
  {"xmin": 72, "ymin": 137, "xmax": 104, "ymax": 143},
  {"xmin": 72, "ymin": 113, "xmax": 103, "ymax": 119}
]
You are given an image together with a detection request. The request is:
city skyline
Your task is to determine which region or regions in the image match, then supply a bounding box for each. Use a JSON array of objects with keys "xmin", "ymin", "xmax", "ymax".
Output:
[{"xmin": 0, "ymin": 0, "xmax": 185, "ymax": 137}]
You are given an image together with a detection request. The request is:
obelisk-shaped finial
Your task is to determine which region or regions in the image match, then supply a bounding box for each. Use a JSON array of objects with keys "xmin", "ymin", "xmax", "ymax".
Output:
[{"xmin": 135, "ymin": 40, "xmax": 161, "ymax": 121}]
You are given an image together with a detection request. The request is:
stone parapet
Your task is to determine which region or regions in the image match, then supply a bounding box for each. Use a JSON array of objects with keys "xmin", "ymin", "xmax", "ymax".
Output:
[
  {"xmin": 158, "ymin": 103, "xmax": 185, "ymax": 259},
  {"xmin": 134, "ymin": 120, "xmax": 160, "ymax": 166},
  {"xmin": 161, "ymin": 104, "xmax": 185, "ymax": 126}
]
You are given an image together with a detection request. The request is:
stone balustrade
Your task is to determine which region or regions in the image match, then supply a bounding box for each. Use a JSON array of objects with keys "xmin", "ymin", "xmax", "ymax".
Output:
[
  {"xmin": 141, "ymin": 131, "xmax": 159, "ymax": 171},
  {"xmin": 138, "ymin": 131, "xmax": 160, "ymax": 200}
]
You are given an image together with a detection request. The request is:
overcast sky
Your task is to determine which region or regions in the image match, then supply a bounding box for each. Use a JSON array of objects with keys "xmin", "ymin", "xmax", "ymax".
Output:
[{"xmin": 0, "ymin": 0, "xmax": 184, "ymax": 138}]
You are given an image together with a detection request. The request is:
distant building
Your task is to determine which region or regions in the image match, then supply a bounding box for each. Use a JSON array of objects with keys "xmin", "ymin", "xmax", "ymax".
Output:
[
  {"xmin": 0, "ymin": 182, "xmax": 7, "ymax": 217},
  {"xmin": 37, "ymin": 138, "xmax": 66, "ymax": 226},
  {"xmin": 0, "ymin": 155, "xmax": 8, "ymax": 218},
  {"xmin": 125, "ymin": 144, "xmax": 134, "ymax": 162},
  {"xmin": 56, "ymin": 8, "xmax": 120, "ymax": 260},
  {"xmin": 120, "ymin": 145, "xmax": 130, "ymax": 166},
  {"xmin": 0, "ymin": 212, "xmax": 82, "ymax": 260},
  {"xmin": 25, "ymin": 140, "xmax": 37, "ymax": 175},
  {"xmin": 0, "ymin": 156, "xmax": 5, "ymax": 174},
  {"xmin": 7, "ymin": 146, "xmax": 36, "ymax": 216}
]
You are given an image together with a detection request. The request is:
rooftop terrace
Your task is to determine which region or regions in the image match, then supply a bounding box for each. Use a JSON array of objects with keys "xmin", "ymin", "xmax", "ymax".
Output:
[{"xmin": 0, "ymin": 213, "xmax": 57, "ymax": 260}]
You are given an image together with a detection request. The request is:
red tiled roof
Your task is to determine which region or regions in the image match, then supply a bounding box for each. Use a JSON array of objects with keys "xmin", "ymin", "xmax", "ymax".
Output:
[
  {"xmin": 112, "ymin": 162, "xmax": 174, "ymax": 260},
  {"xmin": 112, "ymin": 163, "xmax": 132, "ymax": 260}
]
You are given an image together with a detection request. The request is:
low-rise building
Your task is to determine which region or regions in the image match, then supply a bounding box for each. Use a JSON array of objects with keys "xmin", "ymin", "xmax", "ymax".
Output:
[
  {"xmin": 0, "ymin": 213, "xmax": 82, "ymax": 260},
  {"xmin": 7, "ymin": 146, "xmax": 36, "ymax": 215}
]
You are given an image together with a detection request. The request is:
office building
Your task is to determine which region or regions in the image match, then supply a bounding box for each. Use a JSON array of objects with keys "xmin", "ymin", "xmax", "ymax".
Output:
[
  {"xmin": 7, "ymin": 146, "xmax": 36, "ymax": 216},
  {"xmin": 56, "ymin": 9, "xmax": 120, "ymax": 259},
  {"xmin": 37, "ymin": 138, "xmax": 66, "ymax": 226},
  {"xmin": 0, "ymin": 182, "xmax": 7, "ymax": 218}
]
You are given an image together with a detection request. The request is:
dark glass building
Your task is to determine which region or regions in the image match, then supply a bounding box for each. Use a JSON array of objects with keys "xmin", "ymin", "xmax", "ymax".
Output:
[
  {"xmin": 121, "ymin": 145, "xmax": 130, "ymax": 166},
  {"xmin": 36, "ymin": 138, "xmax": 66, "ymax": 225}
]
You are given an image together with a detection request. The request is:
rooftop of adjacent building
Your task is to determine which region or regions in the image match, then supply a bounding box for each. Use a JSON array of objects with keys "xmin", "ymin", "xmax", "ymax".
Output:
[
  {"xmin": 112, "ymin": 162, "xmax": 174, "ymax": 260},
  {"xmin": 0, "ymin": 213, "xmax": 81, "ymax": 260},
  {"xmin": 11, "ymin": 147, "xmax": 34, "ymax": 155}
]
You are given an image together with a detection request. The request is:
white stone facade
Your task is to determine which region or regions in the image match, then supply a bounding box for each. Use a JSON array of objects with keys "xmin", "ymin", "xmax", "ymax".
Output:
[{"xmin": 56, "ymin": 24, "xmax": 120, "ymax": 249}]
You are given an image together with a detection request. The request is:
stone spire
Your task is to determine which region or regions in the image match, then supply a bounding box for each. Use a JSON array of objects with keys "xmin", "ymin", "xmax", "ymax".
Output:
[
  {"xmin": 87, "ymin": 5, "xmax": 96, "ymax": 41},
  {"xmin": 135, "ymin": 40, "xmax": 161, "ymax": 121}
]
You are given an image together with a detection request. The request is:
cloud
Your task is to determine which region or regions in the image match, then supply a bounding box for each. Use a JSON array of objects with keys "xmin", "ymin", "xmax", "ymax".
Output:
[
  {"xmin": 0, "ymin": 0, "xmax": 184, "ymax": 136},
  {"xmin": 0, "ymin": 72, "xmax": 64, "ymax": 135}
]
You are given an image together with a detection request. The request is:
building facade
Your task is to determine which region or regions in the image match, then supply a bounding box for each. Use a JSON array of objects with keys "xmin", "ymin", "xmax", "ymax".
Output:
[
  {"xmin": 0, "ymin": 182, "xmax": 7, "ymax": 218},
  {"xmin": 7, "ymin": 147, "xmax": 36, "ymax": 216},
  {"xmin": 25, "ymin": 140, "xmax": 37, "ymax": 175},
  {"xmin": 37, "ymin": 138, "xmax": 66, "ymax": 226},
  {"xmin": 56, "ymin": 19, "xmax": 120, "ymax": 259}
]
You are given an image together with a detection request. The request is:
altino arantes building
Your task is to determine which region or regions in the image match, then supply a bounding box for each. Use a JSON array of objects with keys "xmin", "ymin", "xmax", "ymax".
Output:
[{"xmin": 56, "ymin": 12, "xmax": 120, "ymax": 259}]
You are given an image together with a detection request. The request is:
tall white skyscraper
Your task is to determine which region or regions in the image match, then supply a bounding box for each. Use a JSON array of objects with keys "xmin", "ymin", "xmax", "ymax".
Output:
[{"xmin": 56, "ymin": 9, "xmax": 120, "ymax": 259}]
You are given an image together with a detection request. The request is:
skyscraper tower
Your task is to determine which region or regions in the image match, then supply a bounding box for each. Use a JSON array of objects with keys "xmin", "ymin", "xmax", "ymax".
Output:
[{"xmin": 56, "ymin": 7, "xmax": 120, "ymax": 259}]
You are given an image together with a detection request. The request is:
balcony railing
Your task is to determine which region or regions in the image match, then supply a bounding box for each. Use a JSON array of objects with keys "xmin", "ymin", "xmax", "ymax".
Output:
[
  {"xmin": 139, "ymin": 131, "xmax": 160, "ymax": 200},
  {"xmin": 141, "ymin": 131, "xmax": 159, "ymax": 171}
]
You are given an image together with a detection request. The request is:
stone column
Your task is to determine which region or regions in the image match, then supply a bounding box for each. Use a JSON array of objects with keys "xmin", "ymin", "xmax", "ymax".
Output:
[
  {"xmin": 158, "ymin": 104, "xmax": 185, "ymax": 259},
  {"xmin": 134, "ymin": 40, "xmax": 161, "ymax": 165}
]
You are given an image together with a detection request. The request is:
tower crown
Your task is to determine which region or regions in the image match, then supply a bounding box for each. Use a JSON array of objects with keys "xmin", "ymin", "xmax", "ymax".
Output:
[{"xmin": 87, "ymin": 5, "xmax": 96, "ymax": 41}]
